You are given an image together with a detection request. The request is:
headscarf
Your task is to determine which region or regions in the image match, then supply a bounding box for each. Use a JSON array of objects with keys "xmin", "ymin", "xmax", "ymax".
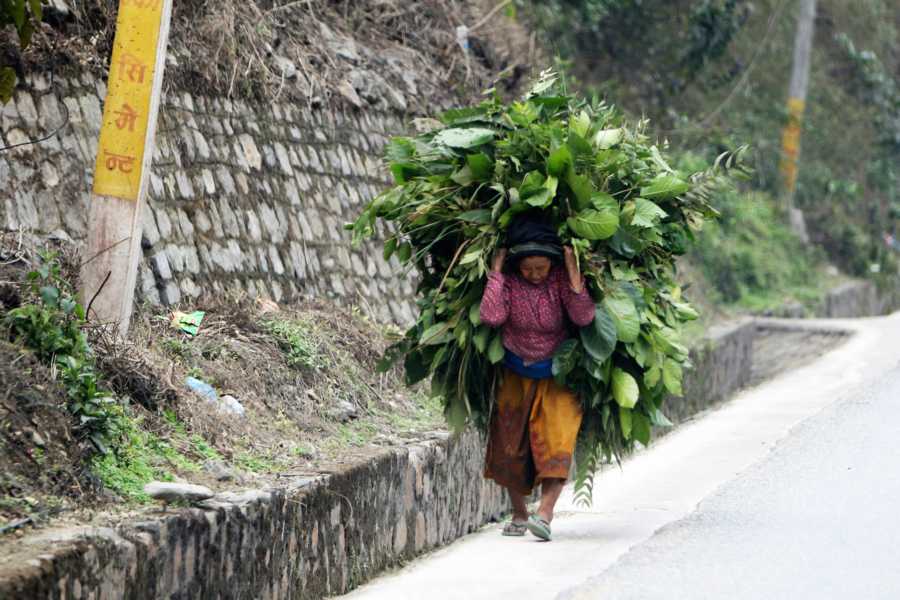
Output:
[{"xmin": 505, "ymin": 213, "xmax": 563, "ymax": 263}]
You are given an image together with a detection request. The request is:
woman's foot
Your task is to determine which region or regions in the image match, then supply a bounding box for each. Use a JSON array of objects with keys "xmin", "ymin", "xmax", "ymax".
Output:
[
  {"xmin": 501, "ymin": 519, "xmax": 528, "ymax": 536},
  {"xmin": 525, "ymin": 514, "xmax": 552, "ymax": 541}
]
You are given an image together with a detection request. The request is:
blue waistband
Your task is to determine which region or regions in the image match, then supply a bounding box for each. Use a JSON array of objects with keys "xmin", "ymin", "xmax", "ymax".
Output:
[{"xmin": 503, "ymin": 350, "xmax": 553, "ymax": 380}]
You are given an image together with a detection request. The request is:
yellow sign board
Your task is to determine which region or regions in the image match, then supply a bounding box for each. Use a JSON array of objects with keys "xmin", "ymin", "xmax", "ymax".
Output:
[{"xmin": 93, "ymin": 0, "xmax": 165, "ymax": 200}]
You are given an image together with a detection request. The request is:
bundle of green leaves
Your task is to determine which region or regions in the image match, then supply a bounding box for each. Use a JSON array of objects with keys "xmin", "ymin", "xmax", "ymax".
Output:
[{"xmin": 350, "ymin": 71, "xmax": 744, "ymax": 501}]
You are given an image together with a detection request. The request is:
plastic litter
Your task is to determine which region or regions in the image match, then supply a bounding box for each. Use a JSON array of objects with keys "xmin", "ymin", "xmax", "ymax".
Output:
[
  {"xmin": 185, "ymin": 377, "xmax": 246, "ymax": 417},
  {"xmin": 171, "ymin": 310, "xmax": 205, "ymax": 335}
]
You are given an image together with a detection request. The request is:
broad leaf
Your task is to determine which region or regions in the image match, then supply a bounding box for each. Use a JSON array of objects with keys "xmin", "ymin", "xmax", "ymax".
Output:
[
  {"xmin": 487, "ymin": 334, "xmax": 505, "ymax": 364},
  {"xmin": 467, "ymin": 152, "xmax": 493, "ymax": 181},
  {"xmin": 662, "ymin": 358, "xmax": 683, "ymax": 396},
  {"xmin": 641, "ymin": 175, "xmax": 690, "ymax": 200},
  {"xmin": 565, "ymin": 170, "xmax": 593, "ymax": 210},
  {"xmin": 547, "ymin": 145, "xmax": 573, "ymax": 177},
  {"xmin": 458, "ymin": 209, "xmax": 492, "ymax": 224},
  {"xmin": 593, "ymin": 128, "xmax": 623, "ymax": 149},
  {"xmin": 604, "ymin": 290, "xmax": 640, "ymax": 342},
  {"xmin": 632, "ymin": 412, "xmax": 651, "ymax": 445},
  {"xmin": 579, "ymin": 305, "xmax": 617, "ymax": 362},
  {"xmin": 631, "ymin": 198, "xmax": 667, "ymax": 228},
  {"xmin": 552, "ymin": 338, "xmax": 579, "ymax": 380},
  {"xmin": 432, "ymin": 127, "xmax": 495, "ymax": 149},
  {"xmin": 567, "ymin": 207, "xmax": 619, "ymax": 240},
  {"xmin": 612, "ymin": 368, "xmax": 639, "ymax": 408},
  {"xmin": 619, "ymin": 407, "xmax": 633, "ymax": 439},
  {"xmin": 420, "ymin": 323, "xmax": 452, "ymax": 345},
  {"xmin": 649, "ymin": 408, "xmax": 674, "ymax": 427}
]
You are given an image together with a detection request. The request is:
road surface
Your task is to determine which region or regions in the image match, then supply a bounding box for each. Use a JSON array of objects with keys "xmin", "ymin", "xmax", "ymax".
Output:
[{"xmin": 340, "ymin": 314, "xmax": 900, "ymax": 600}]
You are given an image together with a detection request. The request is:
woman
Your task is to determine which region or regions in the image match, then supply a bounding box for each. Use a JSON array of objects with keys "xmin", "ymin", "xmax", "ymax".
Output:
[{"xmin": 479, "ymin": 215, "xmax": 595, "ymax": 541}]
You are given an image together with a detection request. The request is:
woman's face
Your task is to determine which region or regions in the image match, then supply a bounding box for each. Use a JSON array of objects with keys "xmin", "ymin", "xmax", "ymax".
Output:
[{"xmin": 518, "ymin": 256, "xmax": 552, "ymax": 285}]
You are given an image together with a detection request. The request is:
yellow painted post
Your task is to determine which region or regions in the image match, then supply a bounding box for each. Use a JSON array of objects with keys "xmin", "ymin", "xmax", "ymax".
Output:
[
  {"xmin": 779, "ymin": 0, "xmax": 817, "ymax": 210},
  {"xmin": 779, "ymin": 97, "xmax": 805, "ymax": 202},
  {"xmin": 80, "ymin": 0, "xmax": 173, "ymax": 335}
]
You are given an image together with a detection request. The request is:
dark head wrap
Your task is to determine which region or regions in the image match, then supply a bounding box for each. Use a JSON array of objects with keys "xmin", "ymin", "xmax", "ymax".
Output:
[{"xmin": 505, "ymin": 213, "xmax": 563, "ymax": 264}]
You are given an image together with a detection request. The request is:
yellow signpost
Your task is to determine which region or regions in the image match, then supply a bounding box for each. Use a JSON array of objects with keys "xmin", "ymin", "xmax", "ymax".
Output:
[{"xmin": 81, "ymin": 0, "xmax": 172, "ymax": 334}]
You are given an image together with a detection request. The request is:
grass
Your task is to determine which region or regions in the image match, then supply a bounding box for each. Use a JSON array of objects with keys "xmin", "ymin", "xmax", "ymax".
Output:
[
  {"xmin": 91, "ymin": 413, "xmax": 212, "ymax": 502},
  {"xmin": 261, "ymin": 317, "xmax": 324, "ymax": 370}
]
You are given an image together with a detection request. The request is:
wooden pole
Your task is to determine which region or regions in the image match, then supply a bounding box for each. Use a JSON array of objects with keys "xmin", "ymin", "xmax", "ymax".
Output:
[
  {"xmin": 80, "ymin": 0, "xmax": 173, "ymax": 336},
  {"xmin": 779, "ymin": 0, "xmax": 817, "ymax": 210}
]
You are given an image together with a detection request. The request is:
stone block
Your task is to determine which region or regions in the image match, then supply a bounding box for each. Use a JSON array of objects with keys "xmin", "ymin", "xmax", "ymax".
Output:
[{"xmin": 150, "ymin": 252, "xmax": 172, "ymax": 280}]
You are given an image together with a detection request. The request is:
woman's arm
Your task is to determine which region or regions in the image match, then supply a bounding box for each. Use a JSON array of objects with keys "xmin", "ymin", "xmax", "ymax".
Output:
[
  {"xmin": 561, "ymin": 248, "xmax": 595, "ymax": 326},
  {"xmin": 480, "ymin": 249, "xmax": 510, "ymax": 327}
]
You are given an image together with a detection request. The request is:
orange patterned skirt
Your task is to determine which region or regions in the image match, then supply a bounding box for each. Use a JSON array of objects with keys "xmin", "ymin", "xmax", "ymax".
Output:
[{"xmin": 483, "ymin": 369, "xmax": 583, "ymax": 495}]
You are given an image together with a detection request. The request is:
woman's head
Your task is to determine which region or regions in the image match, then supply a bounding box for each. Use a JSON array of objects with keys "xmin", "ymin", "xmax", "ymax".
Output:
[
  {"xmin": 517, "ymin": 255, "xmax": 553, "ymax": 285},
  {"xmin": 505, "ymin": 212, "xmax": 562, "ymax": 283}
]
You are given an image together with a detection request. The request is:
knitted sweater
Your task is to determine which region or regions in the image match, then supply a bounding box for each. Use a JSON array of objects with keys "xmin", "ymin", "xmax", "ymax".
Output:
[{"xmin": 479, "ymin": 266, "xmax": 595, "ymax": 362}]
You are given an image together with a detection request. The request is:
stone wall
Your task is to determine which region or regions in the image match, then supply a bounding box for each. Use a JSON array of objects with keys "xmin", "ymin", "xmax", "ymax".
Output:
[
  {"xmin": 0, "ymin": 430, "xmax": 506, "ymax": 600},
  {"xmin": 666, "ymin": 318, "xmax": 756, "ymax": 425},
  {"xmin": 1, "ymin": 72, "xmax": 418, "ymax": 324},
  {"xmin": 823, "ymin": 281, "xmax": 878, "ymax": 318}
]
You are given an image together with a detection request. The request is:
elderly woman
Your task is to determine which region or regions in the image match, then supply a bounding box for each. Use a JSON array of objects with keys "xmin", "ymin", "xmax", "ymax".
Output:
[{"xmin": 479, "ymin": 215, "xmax": 595, "ymax": 541}]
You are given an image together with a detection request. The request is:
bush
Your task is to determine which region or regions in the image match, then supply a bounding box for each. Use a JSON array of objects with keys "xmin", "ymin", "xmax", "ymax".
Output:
[{"xmin": 4, "ymin": 252, "xmax": 120, "ymax": 453}]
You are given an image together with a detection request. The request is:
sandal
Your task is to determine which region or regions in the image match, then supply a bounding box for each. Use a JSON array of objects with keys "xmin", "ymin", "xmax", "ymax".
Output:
[
  {"xmin": 526, "ymin": 514, "xmax": 552, "ymax": 541},
  {"xmin": 501, "ymin": 520, "xmax": 528, "ymax": 536}
]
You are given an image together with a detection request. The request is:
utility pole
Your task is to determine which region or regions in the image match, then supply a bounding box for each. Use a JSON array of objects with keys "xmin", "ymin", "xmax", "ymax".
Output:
[
  {"xmin": 80, "ymin": 0, "xmax": 173, "ymax": 335},
  {"xmin": 779, "ymin": 0, "xmax": 816, "ymax": 241}
]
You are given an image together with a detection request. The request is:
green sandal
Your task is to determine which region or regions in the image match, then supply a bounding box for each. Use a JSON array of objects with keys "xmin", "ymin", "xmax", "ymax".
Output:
[
  {"xmin": 526, "ymin": 515, "xmax": 552, "ymax": 541},
  {"xmin": 502, "ymin": 520, "xmax": 528, "ymax": 536}
]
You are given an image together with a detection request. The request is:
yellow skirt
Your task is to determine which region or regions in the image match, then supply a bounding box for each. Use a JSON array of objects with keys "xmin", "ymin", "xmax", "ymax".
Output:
[{"xmin": 483, "ymin": 369, "xmax": 583, "ymax": 495}]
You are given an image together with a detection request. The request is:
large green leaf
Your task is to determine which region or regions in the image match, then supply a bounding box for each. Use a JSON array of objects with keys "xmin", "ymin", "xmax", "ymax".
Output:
[
  {"xmin": 580, "ymin": 305, "xmax": 617, "ymax": 362},
  {"xmin": 619, "ymin": 407, "xmax": 633, "ymax": 439},
  {"xmin": 420, "ymin": 323, "xmax": 452, "ymax": 346},
  {"xmin": 632, "ymin": 412, "xmax": 651, "ymax": 445},
  {"xmin": 567, "ymin": 206, "xmax": 619, "ymax": 240},
  {"xmin": 458, "ymin": 209, "xmax": 492, "ymax": 224},
  {"xmin": 467, "ymin": 152, "xmax": 494, "ymax": 181},
  {"xmin": 641, "ymin": 175, "xmax": 690, "ymax": 200},
  {"xmin": 565, "ymin": 170, "xmax": 593, "ymax": 210},
  {"xmin": 487, "ymin": 333, "xmax": 505, "ymax": 364},
  {"xmin": 612, "ymin": 368, "xmax": 639, "ymax": 408},
  {"xmin": 547, "ymin": 145, "xmax": 573, "ymax": 177},
  {"xmin": 552, "ymin": 338, "xmax": 579, "ymax": 380},
  {"xmin": 631, "ymin": 198, "xmax": 668, "ymax": 228},
  {"xmin": 432, "ymin": 127, "xmax": 495, "ymax": 149},
  {"xmin": 603, "ymin": 290, "xmax": 640, "ymax": 342},
  {"xmin": 662, "ymin": 358, "xmax": 684, "ymax": 396},
  {"xmin": 593, "ymin": 128, "xmax": 623, "ymax": 149}
]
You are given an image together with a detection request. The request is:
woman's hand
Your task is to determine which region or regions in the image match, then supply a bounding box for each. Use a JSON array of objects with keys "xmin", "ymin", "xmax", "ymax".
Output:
[
  {"xmin": 563, "ymin": 246, "xmax": 583, "ymax": 293},
  {"xmin": 491, "ymin": 248, "xmax": 508, "ymax": 273}
]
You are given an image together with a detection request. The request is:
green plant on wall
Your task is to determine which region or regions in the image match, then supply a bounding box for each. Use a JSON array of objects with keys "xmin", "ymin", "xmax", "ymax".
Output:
[{"xmin": 1, "ymin": 0, "xmax": 43, "ymax": 103}]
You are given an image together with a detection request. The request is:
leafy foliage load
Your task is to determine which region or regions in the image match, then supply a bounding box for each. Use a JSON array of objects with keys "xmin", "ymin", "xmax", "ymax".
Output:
[
  {"xmin": 1, "ymin": 0, "xmax": 43, "ymax": 103},
  {"xmin": 351, "ymin": 73, "xmax": 741, "ymax": 501}
]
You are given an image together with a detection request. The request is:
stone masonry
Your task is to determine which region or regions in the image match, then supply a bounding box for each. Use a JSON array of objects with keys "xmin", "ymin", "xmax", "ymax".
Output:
[{"xmin": 1, "ymin": 72, "xmax": 417, "ymax": 325}]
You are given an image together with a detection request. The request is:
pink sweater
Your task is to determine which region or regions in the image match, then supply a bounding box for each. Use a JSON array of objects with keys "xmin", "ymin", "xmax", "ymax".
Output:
[{"xmin": 479, "ymin": 266, "xmax": 595, "ymax": 362}]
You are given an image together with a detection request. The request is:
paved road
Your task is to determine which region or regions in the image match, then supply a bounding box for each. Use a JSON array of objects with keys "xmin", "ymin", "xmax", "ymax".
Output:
[{"xmin": 339, "ymin": 313, "xmax": 900, "ymax": 600}]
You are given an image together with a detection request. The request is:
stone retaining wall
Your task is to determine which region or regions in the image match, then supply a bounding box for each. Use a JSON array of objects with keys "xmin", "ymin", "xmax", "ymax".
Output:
[
  {"xmin": 1, "ymin": 73, "xmax": 418, "ymax": 324},
  {"xmin": 0, "ymin": 316, "xmax": 769, "ymax": 600},
  {"xmin": 666, "ymin": 318, "xmax": 756, "ymax": 425},
  {"xmin": 0, "ymin": 431, "xmax": 506, "ymax": 600},
  {"xmin": 823, "ymin": 281, "xmax": 879, "ymax": 318}
]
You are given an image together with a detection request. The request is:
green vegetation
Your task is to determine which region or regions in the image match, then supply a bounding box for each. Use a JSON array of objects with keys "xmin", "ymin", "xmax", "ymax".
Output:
[
  {"xmin": 0, "ymin": 0, "xmax": 42, "ymax": 103},
  {"xmin": 352, "ymin": 72, "xmax": 745, "ymax": 502},
  {"xmin": 4, "ymin": 252, "xmax": 121, "ymax": 453},
  {"xmin": 517, "ymin": 0, "xmax": 899, "ymax": 290},
  {"xmin": 261, "ymin": 317, "xmax": 324, "ymax": 370}
]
